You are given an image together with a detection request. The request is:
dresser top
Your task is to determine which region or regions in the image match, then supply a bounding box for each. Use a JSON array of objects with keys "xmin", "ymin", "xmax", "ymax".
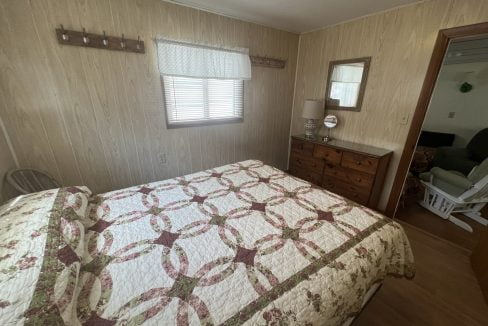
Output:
[{"xmin": 292, "ymin": 134, "xmax": 392, "ymax": 157}]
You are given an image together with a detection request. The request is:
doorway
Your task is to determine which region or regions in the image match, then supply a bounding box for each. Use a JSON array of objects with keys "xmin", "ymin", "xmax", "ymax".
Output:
[{"xmin": 386, "ymin": 23, "xmax": 488, "ymax": 250}]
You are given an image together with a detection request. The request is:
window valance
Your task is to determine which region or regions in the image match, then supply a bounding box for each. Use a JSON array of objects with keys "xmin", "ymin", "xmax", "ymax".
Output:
[{"xmin": 156, "ymin": 39, "xmax": 251, "ymax": 80}]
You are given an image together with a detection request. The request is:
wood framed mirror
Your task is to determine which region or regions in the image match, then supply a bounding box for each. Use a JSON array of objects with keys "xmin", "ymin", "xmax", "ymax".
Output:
[{"xmin": 325, "ymin": 57, "xmax": 371, "ymax": 112}]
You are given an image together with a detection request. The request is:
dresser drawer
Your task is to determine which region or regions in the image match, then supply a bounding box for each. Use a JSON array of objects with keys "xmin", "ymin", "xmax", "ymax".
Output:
[
  {"xmin": 313, "ymin": 145, "xmax": 342, "ymax": 164},
  {"xmin": 289, "ymin": 153, "xmax": 324, "ymax": 174},
  {"xmin": 289, "ymin": 166, "xmax": 322, "ymax": 185},
  {"xmin": 322, "ymin": 176, "xmax": 370, "ymax": 205},
  {"xmin": 291, "ymin": 138, "xmax": 314, "ymax": 156},
  {"xmin": 323, "ymin": 163, "xmax": 374, "ymax": 189},
  {"xmin": 341, "ymin": 152, "xmax": 379, "ymax": 174}
]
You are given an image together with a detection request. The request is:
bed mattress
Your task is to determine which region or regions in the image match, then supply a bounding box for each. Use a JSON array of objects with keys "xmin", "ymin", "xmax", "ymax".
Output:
[{"xmin": 76, "ymin": 160, "xmax": 415, "ymax": 325}]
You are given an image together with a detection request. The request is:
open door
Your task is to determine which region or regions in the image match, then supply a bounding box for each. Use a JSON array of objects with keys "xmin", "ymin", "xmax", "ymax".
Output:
[
  {"xmin": 472, "ymin": 225, "xmax": 488, "ymax": 303},
  {"xmin": 386, "ymin": 22, "xmax": 488, "ymax": 218}
]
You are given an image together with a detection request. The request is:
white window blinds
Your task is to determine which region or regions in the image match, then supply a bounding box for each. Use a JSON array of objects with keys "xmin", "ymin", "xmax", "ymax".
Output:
[
  {"xmin": 163, "ymin": 76, "xmax": 243, "ymax": 124},
  {"xmin": 156, "ymin": 39, "xmax": 250, "ymax": 127}
]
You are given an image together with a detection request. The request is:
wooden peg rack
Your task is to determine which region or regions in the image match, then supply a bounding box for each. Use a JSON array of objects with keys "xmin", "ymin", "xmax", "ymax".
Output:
[
  {"xmin": 55, "ymin": 27, "xmax": 145, "ymax": 54},
  {"xmin": 250, "ymin": 55, "xmax": 286, "ymax": 69}
]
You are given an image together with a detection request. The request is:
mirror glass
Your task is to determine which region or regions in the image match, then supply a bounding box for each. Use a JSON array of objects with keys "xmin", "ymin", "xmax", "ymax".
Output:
[
  {"xmin": 323, "ymin": 115, "xmax": 338, "ymax": 128},
  {"xmin": 326, "ymin": 57, "xmax": 371, "ymax": 112}
]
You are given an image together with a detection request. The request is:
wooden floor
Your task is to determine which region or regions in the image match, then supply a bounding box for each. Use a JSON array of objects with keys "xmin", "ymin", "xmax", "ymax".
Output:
[
  {"xmin": 355, "ymin": 223, "xmax": 488, "ymax": 325},
  {"xmin": 395, "ymin": 203, "xmax": 485, "ymax": 251}
]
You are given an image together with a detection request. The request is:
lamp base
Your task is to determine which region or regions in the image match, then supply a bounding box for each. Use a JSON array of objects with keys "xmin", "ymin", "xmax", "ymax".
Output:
[{"xmin": 304, "ymin": 119, "xmax": 317, "ymax": 139}]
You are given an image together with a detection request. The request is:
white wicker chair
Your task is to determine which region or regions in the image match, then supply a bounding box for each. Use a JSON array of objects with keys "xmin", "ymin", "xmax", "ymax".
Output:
[{"xmin": 419, "ymin": 162, "xmax": 488, "ymax": 232}]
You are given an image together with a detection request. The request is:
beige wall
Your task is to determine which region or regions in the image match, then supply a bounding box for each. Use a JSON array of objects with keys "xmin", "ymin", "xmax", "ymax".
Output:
[
  {"xmin": 291, "ymin": 0, "xmax": 488, "ymax": 210},
  {"xmin": 0, "ymin": 0, "xmax": 298, "ymax": 194},
  {"xmin": 0, "ymin": 115, "xmax": 17, "ymax": 203},
  {"xmin": 3, "ymin": 0, "xmax": 488, "ymax": 208}
]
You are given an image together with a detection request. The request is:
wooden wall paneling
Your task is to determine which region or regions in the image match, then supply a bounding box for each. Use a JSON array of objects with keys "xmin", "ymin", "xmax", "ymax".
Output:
[
  {"xmin": 72, "ymin": 0, "xmax": 132, "ymax": 190},
  {"xmin": 145, "ymin": 0, "xmax": 180, "ymax": 181},
  {"xmin": 0, "ymin": 1, "xmax": 63, "ymax": 183},
  {"xmin": 24, "ymin": 0, "xmax": 89, "ymax": 186},
  {"xmin": 0, "ymin": 0, "xmax": 298, "ymax": 194},
  {"xmin": 60, "ymin": 0, "xmax": 114, "ymax": 192},
  {"xmin": 290, "ymin": 0, "xmax": 488, "ymax": 211},
  {"xmin": 0, "ymin": 108, "xmax": 18, "ymax": 203},
  {"xmin": 27, "ymin": 1, "xmax": 86, "ymax": 187},
  {"xmin": 177, "ymin": 128, "xmax": 195, "ymax": 176},
  {"xmin": 118, "ymin": 0, "xmax": 157, "ymax": 184},
  {"xmin": 30, "ymin": 0, "xmax": 111, "ymax": 191}
]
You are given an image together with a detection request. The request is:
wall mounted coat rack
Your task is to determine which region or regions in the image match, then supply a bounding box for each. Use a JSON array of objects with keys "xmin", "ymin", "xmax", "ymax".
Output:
[
  {"xmin": 250, "ymin": 55, "xmax": 286, "ymax": 69},
  {"xmin": 55, "ymin": 25, "xmax": 145, "ymax": 54}
]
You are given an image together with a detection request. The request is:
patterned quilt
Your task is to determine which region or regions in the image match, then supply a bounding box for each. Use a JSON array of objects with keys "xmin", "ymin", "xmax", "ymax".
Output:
[
  {"xmin": 76, "ymin": 160, "xmax": 415, "ymax": 325},
  {"xmin": 0, "ymin": 186, "xmax": 91, "ymax": 325}
]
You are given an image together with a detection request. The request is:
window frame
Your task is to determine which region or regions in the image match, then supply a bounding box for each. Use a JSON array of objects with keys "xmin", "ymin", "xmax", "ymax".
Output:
[{"xmin": 161, "ymin": 76, "xmax": 245, "ymax": 129}]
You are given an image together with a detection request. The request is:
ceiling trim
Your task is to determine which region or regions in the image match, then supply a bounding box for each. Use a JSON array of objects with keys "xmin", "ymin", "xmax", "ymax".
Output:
[
  {"xmin": 162, "ymin": 0, "xmax": 426, "ymax": 35},
  {"xmin": 161, "ymin": 0, "xmax": 300, "ymax": 34},
  {"xmin": 303, "ymin": 0, "xmax": 427, "ymax": 34}
]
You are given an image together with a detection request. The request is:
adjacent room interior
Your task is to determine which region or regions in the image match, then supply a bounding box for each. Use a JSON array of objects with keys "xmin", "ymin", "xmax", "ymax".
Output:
[
  {"xmin": 397, "ymin": 35, "xmax": 488, "ymax": 251},
  {"xmin": 0, "ymin": 0, "xmax": 487, "ymax": 325}
]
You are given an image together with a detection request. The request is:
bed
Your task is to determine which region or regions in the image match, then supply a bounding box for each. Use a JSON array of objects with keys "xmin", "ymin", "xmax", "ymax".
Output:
[{"xmin": 0, "ymin": 160, "xmax": 414, "ymax": 325}]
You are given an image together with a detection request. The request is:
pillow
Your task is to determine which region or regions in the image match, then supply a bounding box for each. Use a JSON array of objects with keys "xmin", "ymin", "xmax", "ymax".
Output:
[{"xmin": 0, "ymin": 186, "xmax": 91, "ymax": 325}]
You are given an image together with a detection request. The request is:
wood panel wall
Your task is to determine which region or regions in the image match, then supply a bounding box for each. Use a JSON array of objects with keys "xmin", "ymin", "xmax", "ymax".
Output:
[
  {"xmin": 0, "ymin": 115, "xmax": 17, "ymax": 203},
  {"xmin": 291, "ymin": 0, "xmax": 488, "ymax": 210},
  {"xmin": 0, "ymin": 0, "xmax": 298, "ymax": 194}
]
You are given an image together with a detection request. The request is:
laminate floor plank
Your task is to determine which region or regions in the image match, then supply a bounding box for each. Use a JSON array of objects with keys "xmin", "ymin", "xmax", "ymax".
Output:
[{"xmin": 356, "ymin": 222, "xmax": 488, "ymax": 326}]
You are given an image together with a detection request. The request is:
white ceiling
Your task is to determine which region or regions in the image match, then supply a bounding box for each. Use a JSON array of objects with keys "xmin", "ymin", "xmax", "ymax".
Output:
[{"xmin": 164, "ymin": 0, "xmax": 422, "ymax": 33}]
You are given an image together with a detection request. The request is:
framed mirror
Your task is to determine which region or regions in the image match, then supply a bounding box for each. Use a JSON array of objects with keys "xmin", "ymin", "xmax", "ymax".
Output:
[{"xmin": 325, "ymin": 57, "xmax": 371, "ymax": 112}]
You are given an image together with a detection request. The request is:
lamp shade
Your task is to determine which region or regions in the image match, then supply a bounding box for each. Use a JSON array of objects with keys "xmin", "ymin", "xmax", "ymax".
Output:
[{"xmin": 302, "ymin": 100, "xmax": 324, "ymax": 119}]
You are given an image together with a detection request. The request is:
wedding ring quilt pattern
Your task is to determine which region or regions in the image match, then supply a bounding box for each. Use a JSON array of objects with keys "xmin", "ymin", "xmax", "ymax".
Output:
[{"xmin": 78, "ymin": 160, "xmax": 414, "ymax": 325}]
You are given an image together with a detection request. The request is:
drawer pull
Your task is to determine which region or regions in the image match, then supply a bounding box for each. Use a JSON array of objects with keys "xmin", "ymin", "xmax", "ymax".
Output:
[
  {"xmin": 356, "ymin": 178, "xmax": 362, "ymax": 182},
  {"xmin": 356, "ymin": 161, "xmax": 361, "ymax": 165}
]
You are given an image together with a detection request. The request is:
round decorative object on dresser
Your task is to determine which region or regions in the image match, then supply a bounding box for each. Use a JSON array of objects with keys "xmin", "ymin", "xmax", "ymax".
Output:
[{"xmin": 322, "ymin": 114, "xmax": 338, "ymax": 142}]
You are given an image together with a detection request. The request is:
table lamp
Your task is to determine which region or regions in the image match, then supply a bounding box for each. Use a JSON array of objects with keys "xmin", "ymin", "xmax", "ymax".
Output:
[{"xmin": 302, "ymin": 99, "xmax": 324, "ymax": 138}]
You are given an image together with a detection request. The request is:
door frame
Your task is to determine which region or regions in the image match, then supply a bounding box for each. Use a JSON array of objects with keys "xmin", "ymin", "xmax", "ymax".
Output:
[{"xmin": 385, "ymin": 22, "xmax": 488, "ymax": 217}]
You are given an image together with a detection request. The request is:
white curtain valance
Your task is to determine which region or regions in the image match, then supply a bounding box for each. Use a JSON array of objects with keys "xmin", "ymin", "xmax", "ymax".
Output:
[{"xmin": 156, "ymin": 39, "xmax": 251, "ymax": 80}]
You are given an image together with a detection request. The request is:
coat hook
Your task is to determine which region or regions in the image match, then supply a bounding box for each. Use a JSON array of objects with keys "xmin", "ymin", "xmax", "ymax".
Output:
[
  {"xmin": 102, "ymin": 31, "xmax": 108, "ymax": 46},
  {"xmin": 82, "ymin": 28, "xmax": 89, "ymax": 44},
  {"xmin": 136, "ymin": 36, "xmax": 141, "ymax": 50},
  {"xmin": 60, "ymin": 24, "xmax": 69, "ymax": 41},
  {"xmin": 120, "ymin": 33, "xmax": 126, "ymax": 49}
]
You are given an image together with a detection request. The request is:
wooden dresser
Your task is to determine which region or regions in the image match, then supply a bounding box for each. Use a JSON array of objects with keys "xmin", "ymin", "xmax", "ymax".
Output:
[{"xmin": 289, "ymin": 135, "xmax": 392, "ymax": 209}]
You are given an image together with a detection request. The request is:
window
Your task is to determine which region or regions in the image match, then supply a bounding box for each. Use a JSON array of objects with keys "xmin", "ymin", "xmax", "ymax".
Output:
[
  {"xmin": 163, "ymin": 76, "xmax": 243, "ymax": 126},
  {"xmin": 156, "ymin": 39, "xmax": 251, "ymax": 128}
]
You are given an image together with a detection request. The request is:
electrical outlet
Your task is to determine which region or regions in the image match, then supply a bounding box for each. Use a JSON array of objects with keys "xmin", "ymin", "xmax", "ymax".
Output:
[
  {"xmin": 158, "ymin": 153, "xmax": 167, "ymax": 164},
  {"xmin": 448, "ymin": 112, "xmax": 456, "ymax": 119}
]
